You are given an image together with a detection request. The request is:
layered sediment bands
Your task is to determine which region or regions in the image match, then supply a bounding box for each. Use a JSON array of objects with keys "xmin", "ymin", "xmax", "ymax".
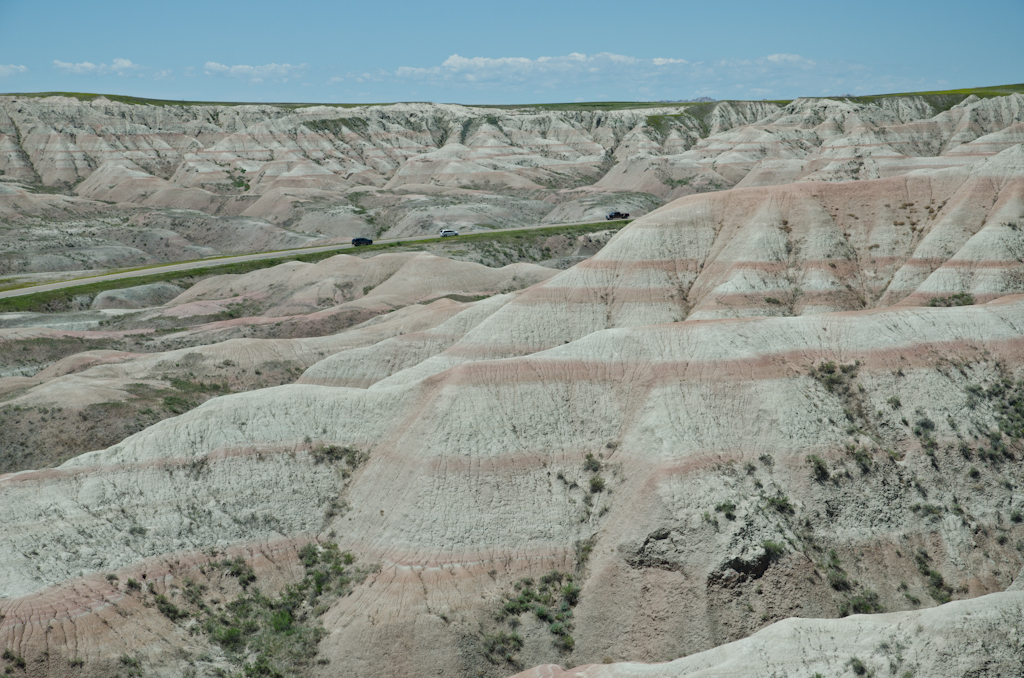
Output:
[
  {"xmin": 5, "ymin": 298, "xmax": 1024, "ymax": 674},
  {"xmin": 451, "ymin": 145, "xmax": 1024, "ymax": 355},
  {"xmin": 2, "ymin": 93, "xmax": 1023, "ymax": 276},
  {"xmin": 0, "ymin": 539, "xmax": 308, "ymax": 677},
  {"xmin": 0, "ymin": 254, "xmax": 551, "ymax": 472},
  {"xmin": 5, "ymin": 92, "xmax": 1024, "ymax": 678},
  {"xmin": 164, "ymin": 251, "xmax": 556, "ymax": 317}
]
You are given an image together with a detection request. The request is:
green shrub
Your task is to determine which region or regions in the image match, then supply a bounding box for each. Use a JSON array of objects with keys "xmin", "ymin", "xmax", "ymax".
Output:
[
  {"xmin": 242, "ymin": 654, "xmax": 282, "ymax": 678},
  {"xmin": 298, "ymin": 543, "xmax": 319, "ymax": 568},
  {"xmin": 310, "ymin": 445, "xmax": 368, "ymax": 471},
  {"xmin": 910, "ymin": 503, "xmax": 944, "ymax": 517},
  {"xmin": 575, "ymin": 535, "xmax": 596, "ymax": 567},
  {"xmin": 540, "ymin": 571, "xmax": 563, "ymax": 586},
  {"xmin": 806, "ymin": 454, "xmax": 830, "ymax": 482},
  {"xmin": 829, "ymin": 570, "xmax": 852, "ymax": 591},
  {"xmin": 163, "ymin": 394, "xmax": 197, "ymax": 414},
  {"xmin": 766, "ymin": 494, "xmax": 794, "ymax": 515},
  {"xmin": 583, "ymin": 453, "xmax": 601, "ymax": 473},
  {"xmin": 167, "ymin": 378, "xmax": 228, "ymax": 394},
  {"xmin": 589, "ymin": 475, "xmax": 606, "ymax": 493},
  {"xmin": 927, "ymin": 293, "xmax": 974, "ymax": 307},
  {"xmin": 913, "ymin": 418, "xmax": 935, "ymax": 436},
  {"xmin": 715, "ymin": 501, "xmax": 737, "ymax": 521},
  {"xmin": 826, "ymin": 550, "xmax": 852, "ymax": 591},
  {"xmin": 221, "ymin": 556, "xmax": 257, "ymax": 589},
  {"xmin": 915, "ymin": 549, "xmax": 951, "ymax": 603},
  {"xmin": 183, "ymin": 579, "xmax": 207, "ymax": 607},
  {"xmin": 269, "ymin": 610, "xmax": 292, "ymax": 633},
  {"xmin": 554, "ymin": 634, "xmax": 575, "ymax": 651},
  {"xmin": 154, "ymin": 595, "xmax": 188, "ymax": 620},
  {"xmin": 809, "ymin": 360, "xmax": 858, "ymax": 394},
  {"xmin": 848, "ymin": 590, "xmax": 883, "ymax": 614},
  {"xmin": 2, "ymin": 650, "xmax": 26, "ymax": 670},
  {"xmin": 762, "ymin": 540, "xmax": 786, "ymax": 561},
  {"xmin": 560, "ymin": 582, "xmax": 581, "ymax": 606},
  {"xmin": 482, "ymin": 632, "xmax": 523, "ymax": 664},
  {"xmin": 846, "ymin": 445, "xmax": 873, "ymax": 473}
]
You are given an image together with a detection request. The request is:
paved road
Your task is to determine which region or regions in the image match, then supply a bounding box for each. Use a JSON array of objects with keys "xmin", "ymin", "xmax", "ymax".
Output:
[{"xmin": 0, "ymin": 219, "xmax": 629, "ymax": 300}]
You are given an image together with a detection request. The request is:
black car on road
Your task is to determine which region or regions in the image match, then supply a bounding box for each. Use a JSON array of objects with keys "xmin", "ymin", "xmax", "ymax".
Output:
[
  {"xmin": 351, "ymin": 237, "xmax": 373, "ymax": 246},
  {"xmin": 606, "ymin": 211, "xmax": 629, "ymax": 220}
]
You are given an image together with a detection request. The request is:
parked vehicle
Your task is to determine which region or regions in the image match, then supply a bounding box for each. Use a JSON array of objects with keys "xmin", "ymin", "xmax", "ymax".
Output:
[
  {"xmin": 439, "ymin": 229, "xmax": 459, "ymax": 237},
  {"xmin": 351, "ymin": 237, "xmax": 373, "ymax": 246},
  {"xmin": 606, "ymin": 211, "xmax": 629, "ymax": 220}
]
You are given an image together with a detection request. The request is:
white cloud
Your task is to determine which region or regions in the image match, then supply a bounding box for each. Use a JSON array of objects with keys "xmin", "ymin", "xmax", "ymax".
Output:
[
  {"xmin": 394, "ymin": 52, "xmax": 651, "ymax": 84},
  {"xmin": 0, "ymin": 65, "xmax": 28, "ymax": 77},
  {"xmin": 331, "ymin": 51, "xmax": 880, "ymax": 101},
  {"xmin": 53, "ymin": 58, "xmax": 143, "ymax": 75},
  {"xmin": 204, "ymin": 62, "xmax": 306, "ymax": 83},
  {"xmin": 381, "ymin": 52, "xmax": 832, "ymax": 96},
  {"xmin": 54, "ymin": 60, "xmax": 97, "ymax": 74},
  {"xmin": 763, "ymin": 53, "xmax": 816, "ymax": 67},
  {"xmin": 110, "ymin": 58, "xmax": 143, "ymax": 72}
]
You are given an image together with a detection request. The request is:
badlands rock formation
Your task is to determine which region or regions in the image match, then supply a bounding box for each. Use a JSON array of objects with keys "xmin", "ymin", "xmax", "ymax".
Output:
[
  {"xmin": 1, "ymin": 91, "xmax": 1024, "ymax": 678},
  {"xmin": 1, "ymin": 91, "xmax": 1020, "ymax": 279},
  {"xmin": 0, "ymin": 252, "xmax": 557, "ymax": 471}
]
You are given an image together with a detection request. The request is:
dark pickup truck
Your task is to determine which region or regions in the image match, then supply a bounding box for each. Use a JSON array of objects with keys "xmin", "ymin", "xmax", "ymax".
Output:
[
  {"xmin": 351, "ymin": 237, "xmax": 373, "ymax": 246},
  {"xmin": 606, "ymin": 211, "xmax": 629, "ymax": 220}
]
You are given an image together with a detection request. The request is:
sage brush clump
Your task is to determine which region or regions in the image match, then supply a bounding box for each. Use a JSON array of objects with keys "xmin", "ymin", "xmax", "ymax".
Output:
[
  {"xmin": 491, "ymin": 570, "xmax": 581, "ymax": 661},
  {"xmin": 310, "ymin": 445, "xmax": 369, "ymax": 477}
]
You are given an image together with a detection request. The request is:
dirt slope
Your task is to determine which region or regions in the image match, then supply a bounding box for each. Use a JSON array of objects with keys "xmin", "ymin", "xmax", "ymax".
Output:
[{"xmin": 510, "ymin": 588, "xmax": 1024, "ymax": 677}]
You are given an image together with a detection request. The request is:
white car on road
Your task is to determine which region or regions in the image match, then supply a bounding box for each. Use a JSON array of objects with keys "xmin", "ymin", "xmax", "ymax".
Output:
[{"xmin": 439, "ymin": 229, "xmax": 459, "ymax": 237}]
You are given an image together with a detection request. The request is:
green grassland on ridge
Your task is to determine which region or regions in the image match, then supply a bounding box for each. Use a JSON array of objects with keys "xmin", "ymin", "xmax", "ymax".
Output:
[
  {"xmin": 0, "ymin": 92, "xmax": 420, "ymax": 109},
  {"xmin": 2, "ymin": 83, "xmax": 1022, "ymax": 111}
]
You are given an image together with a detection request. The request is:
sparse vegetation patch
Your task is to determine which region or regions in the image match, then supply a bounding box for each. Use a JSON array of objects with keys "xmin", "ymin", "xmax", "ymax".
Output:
[
  {"xmin": 130, "ymin": 543, "xmax": 376, "ymax": 677},
  {"xmin": 488, "ymin": 570, "xmax": 581, "ymax": 664},
  {"xmin": 927, "ymin": 293, "xmax": 975, "ymax": 307}
]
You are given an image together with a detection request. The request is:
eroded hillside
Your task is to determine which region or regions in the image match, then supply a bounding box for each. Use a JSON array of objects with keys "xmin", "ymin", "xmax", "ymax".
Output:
[
  {"xmin": 2, "ymin": 91, "xmax": 1024, "ymax": 678},
  {"xmin": 1, "ymin": 92, "xmax": 1021, "ymax": 281}
]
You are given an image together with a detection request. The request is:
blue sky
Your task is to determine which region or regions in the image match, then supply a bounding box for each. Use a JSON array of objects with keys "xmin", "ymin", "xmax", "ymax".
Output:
[{"xmin": 1, "ymin": 0, "xmax": 1021, "ymax": 104}]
